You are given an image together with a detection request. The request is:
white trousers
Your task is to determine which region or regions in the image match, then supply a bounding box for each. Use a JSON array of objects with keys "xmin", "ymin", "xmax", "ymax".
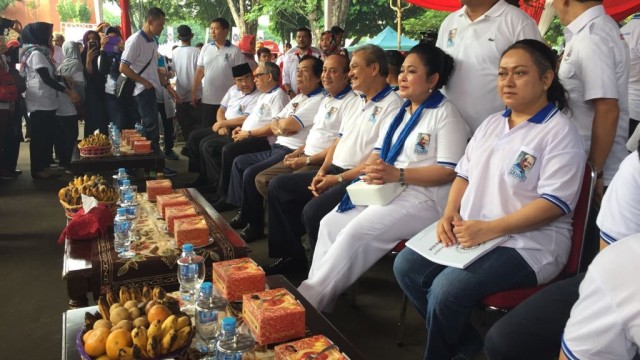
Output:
[{"xmin": 298, "ymin": 186, "xmax": 442, "ymax": 311}]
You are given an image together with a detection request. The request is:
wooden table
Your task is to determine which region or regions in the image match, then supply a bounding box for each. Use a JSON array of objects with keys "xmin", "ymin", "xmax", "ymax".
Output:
[
  {"xmin": 62, "ymin": 275, "xmax": 366, "ymax": 360},
  {"xmin": 62, "ymin": 188, "xmax": 249, "ymax": 308},
  {"xmin": 69, "ymin": 146, "xmax": 165, "ymax": 175}
]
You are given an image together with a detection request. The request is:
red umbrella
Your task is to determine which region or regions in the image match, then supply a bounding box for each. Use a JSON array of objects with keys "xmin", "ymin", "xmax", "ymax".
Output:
[
  {"xmin": 258, "ymin": 40, "xmax": 280, "ymax": 54},
  {"xmin": 405, "ymin": 0, "xmax": 640, "ymax": 23}
]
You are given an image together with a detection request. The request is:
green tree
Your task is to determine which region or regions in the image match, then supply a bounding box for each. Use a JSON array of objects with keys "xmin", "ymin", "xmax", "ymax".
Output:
[
  {"xmin": 543, "ymin": 15, "xmax": 564, "ymax": 51},
  {"xmin": 0, "ymin": 0, "xmax": 21, "ymax": 13},
  {"xmin": 403, "ymin": 9, "xmax": 449, "ymax": 40},
  {"xmin": 57, "ymin": 0, "xmax": 92, "ymax": 23},
  {"xmin": 346, "ymin": 0, "xmax": 424, "ymax": 45}
]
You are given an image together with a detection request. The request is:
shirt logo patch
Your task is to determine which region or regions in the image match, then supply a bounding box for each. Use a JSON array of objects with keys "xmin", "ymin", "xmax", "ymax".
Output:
[
  {"xmin": 325, "ymin": 107, "xmax": 337, "ymax": 120},
  {"xmin": 369, "ymin": 106, "xmax": 381, "ymax": 123},
  {"xmin": 290, "ymin": 102, "xmax": 299, "ymax": 114},
  {"xmin": 238, "ymin": 104, "xmax": 245, "ymax": 114},
  {"xmin": 447, "ymin": 28, "xmax": 457, "ymax": 48},
  {"xmin": 509, "ymin": 151, "xmax": 537, "ymax": 182},
  {"xmin": 258, "ymin": 103, "xmax": 268, "ymax": 116},
  {"xmin": 415, "ymin": 133, "xmax": 431, "ymax": 154},
  {"xmin": 224, "ymin": 53, "xmax": 230, "ymax": 63}
]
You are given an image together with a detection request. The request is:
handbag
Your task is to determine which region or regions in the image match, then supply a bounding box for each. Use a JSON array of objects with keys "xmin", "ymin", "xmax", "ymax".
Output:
[{"xmin": 115, "ymin": 56, "xmax": 153, "ymax": 100}]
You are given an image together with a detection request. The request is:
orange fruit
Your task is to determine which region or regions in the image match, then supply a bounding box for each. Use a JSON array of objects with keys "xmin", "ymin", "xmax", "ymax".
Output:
[
  {"xmin": 105, "ymin": 328, "xmax": 132, "ymax": 359},
  {"xmin": 147, "ymin": 304, "xmax": 172, "ymax": 324},
  {"xmin": 84, "ymin": 327, "xmax": 110, "ymax": 357}
]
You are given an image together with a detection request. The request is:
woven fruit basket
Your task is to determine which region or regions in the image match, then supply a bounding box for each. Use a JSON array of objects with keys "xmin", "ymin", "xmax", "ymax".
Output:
[
  {"xmin": 60, "ymin": 199, "xmax": 117, "ymax": 219},
  {"xmin": 79, "ymin": 144, "xmax": 112, "ymax": 158}
]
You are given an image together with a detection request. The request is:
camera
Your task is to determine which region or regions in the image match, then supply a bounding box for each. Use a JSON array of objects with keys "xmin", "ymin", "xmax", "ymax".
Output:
[
  {"xmin": 89, "ymin": 40, "xmax": 98, "ymax": 50},
  {"xmin": 0, "ymin": 17, "xmax": 15, "ymax": 36}
]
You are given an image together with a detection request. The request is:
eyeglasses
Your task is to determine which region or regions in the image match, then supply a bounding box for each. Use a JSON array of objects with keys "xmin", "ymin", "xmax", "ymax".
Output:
[{"xmin": 254, "ymin": 73, "xmax": 267, "ymax": 78}]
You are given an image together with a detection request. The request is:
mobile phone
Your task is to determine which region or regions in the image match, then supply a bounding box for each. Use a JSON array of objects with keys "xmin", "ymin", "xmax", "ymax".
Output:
[
  {"xmin": 89, "ymin": 40, "xmax": 98, "ymax": 50},
  {"xmin": 104, "ymin": 36, "xmax": 121, "ymax": 54}
]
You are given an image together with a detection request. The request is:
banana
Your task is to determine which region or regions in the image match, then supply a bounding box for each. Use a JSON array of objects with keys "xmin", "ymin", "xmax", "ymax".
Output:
[
  {"xmin": 106, "ymin": 290, "xmax": 118, "ymax": 307},
  {"xmin": 97, "ymin": 295, "xmax": 110, "ymax": 321},
  {"xmin": 146, "ymin": 335, "xmax": 159, "ymax": 358},
  {"xmin": 159, "ymin": 329, "xmax": 177, "ymax": 355},
  {"xmin": 120, "ymin": 285, "xmax": 130, "ymax": 305},
  {"xmin": 161, "ymin": 315, "xmax": 177, "ymax": 337},
  {"xmin": 131, "ymin": 326, "xmax": 148, "ymax": 352},
  {"xmin": 170, "ymin": 326, "xmax": 192, "ymax": 352},
  {"xmin": 142, "ymin": 286, "xmax": 152, "ymax": 302},
  {"xmin": 58, "ymin": 188, "xmax": 67, "ymax": 201},
  {"xmin": 147, "ymin": 319, "xmax": 162, "ymax": 339},
  {"xmin": 117, "ymin": 347, "xmax": 134, "ymax": 360},
  {"xmin": 131, "ymin": 344, "xmax": 145, "ymax": 360},
  {"xmin": 152, "ymin": 286, "xmax": 166, "ymax": 301},
  {"xmin": 176, "ymin": 315, "xmax": 190, "ymax": 331},
  {"xmin": 130, "ymin": 287, "xmax": 142, "ymax": 302}
]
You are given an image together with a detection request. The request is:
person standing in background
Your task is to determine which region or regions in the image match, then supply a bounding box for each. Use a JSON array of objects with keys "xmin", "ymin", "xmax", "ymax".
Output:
[
  {"xmin": 281, "ymin": 27, "xmax": 321, "ymax": 98},
  {"xmin": 81, "ymin": 30, "xmax": 107, "ymax": 136},
  {"xmin": 172, "ymin": 25, "xmax": 202, "ymax": 144},
  {"xmin": 622, "ymin": 14, "xmax": 640, "ymax": 149}
]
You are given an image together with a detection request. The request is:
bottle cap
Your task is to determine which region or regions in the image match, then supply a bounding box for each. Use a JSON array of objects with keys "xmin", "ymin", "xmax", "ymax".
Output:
[
  {"xmin": 118, "ymin": 168, "xmax": 126, "ymax": 174},
  {"xmin": 182, "ymin": 244, "xmax": 193, "ymax": 252},
  {"xmin": 221, "ymin": 317, "xmax": 236, "ymax": 331},
  {"xmin": 200, "ymin": 282, "xmax": 213, "ymax": 293},
  {"xmin": 124, "ymin": 193, "xmax": 134, "ymax": 202},
  {"xmin": 122, "ymin": 179, "xmax": 131, "ymax": 186},
  {"xmin": 117, "ymin": 208, "xmax": 126, "ymax": 216}
]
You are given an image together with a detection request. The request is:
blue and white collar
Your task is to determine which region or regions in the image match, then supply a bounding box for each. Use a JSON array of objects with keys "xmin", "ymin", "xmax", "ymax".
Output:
[
  {"xmin": 361, "ymin": 84, "xmax": 394, "ymax": 102},
  {"xmin": 331, "ymin": 85, "xmax": 352, "ymax": 99},
  {"xmin": 502, "ymin": 102, "xmax": 558, "ymax": 125},
  {"xmin": 139, "ymin": 30, "xmax": 154, "ymax": 43}
]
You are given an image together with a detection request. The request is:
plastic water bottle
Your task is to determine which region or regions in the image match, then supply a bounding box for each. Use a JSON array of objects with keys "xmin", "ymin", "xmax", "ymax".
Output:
[
  {"xmin": 177, "ymin": 244, "xmax": 206, "ymax": 313},
  {"xmin": 114, "ymin": 208, "xmax": 132, "ymax": 258},
  {"xmin": 110, "ymin": 124, "xmax": 121, "ymax": 156},
  {"xmin": 113, "ymin": 168, "xmax": 128, "ymax": 189},
  {"xmin": 216, "ymin": 317, "xmax": 255, "ymax": 360},
  {"xmin": 119, "ymin": 179, "xmax": 132, "ymax": 203},
  {"xmin": 135, "ymin": 122, "xmax": 144, "ymax": 136},
  {"xmin": 195, "ymin": 282, "xmax": 228, "ymax": 358}
]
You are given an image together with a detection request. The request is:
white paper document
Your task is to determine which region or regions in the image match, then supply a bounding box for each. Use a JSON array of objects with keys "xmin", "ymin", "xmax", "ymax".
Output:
[{"xmin": 406, "ymin": 221, "xmax": 508, "ymax": 269}]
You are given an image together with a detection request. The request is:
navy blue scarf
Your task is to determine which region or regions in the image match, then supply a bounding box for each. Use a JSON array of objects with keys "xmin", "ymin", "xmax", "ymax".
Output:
[{"xmin": 336, "ymin": 90, "xmax": 445, "ymax": 212}]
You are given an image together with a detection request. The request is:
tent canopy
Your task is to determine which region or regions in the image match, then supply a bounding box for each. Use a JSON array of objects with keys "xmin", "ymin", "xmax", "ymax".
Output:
[
  {"xmin": 405, "ymin": 0, "xmax": 640, "ymax": 22},
  {"xmin": 347, "ymin": 26, "xmax": 418, "ymax": 52}
]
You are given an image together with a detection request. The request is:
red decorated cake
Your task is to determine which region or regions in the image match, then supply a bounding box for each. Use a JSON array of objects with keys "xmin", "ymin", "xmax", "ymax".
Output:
[
  {"xmin": 127, "ymin": 135, "xmax": 146, "ymax": 147},
  {"xmin": 275, "ymin": 335, "xmax": 348, "ymax": 360},
  {"xmin": 132, "ymin": 140, "xmax": 151, "ymax": 154},
  {"xmin": 242, "ymin": 288, "xmax": 305, "ymax": 345},
  {"xmin": 145, "ymin": 179, "xmax": 173, "ymax": 201},
  {"xmin": 165, "ymin": 205, "xmax": 198, "ymax": 233},
  {"xmin": 174, "ymin": 215, "xmax": 209, "ymax": 248},
  {"xmin": 156, "ymin": 193, "xmax": 190, "ymax": 218},
  {"xmin": 212, "ymin": 258, "xmax": 266, "ymax": 302}
]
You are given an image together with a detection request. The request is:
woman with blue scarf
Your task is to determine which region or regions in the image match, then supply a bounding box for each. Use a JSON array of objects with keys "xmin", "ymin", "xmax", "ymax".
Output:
[
  {"xmin": 298, "ymin": 43, "xmax": 469, "ymax": 312},
  {"xmin": 20, "ymin": 22, "xmax": 80, "ymax": 179}
]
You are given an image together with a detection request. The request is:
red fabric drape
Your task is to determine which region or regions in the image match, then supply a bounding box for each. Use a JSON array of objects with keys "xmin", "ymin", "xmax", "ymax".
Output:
[
  {"xmin": 119, "ymin": 0, "xmax": 131, "ymax": 39},
  {"xmin": 406, "ymin": 0, "xmax": 640, "ymax": 23}
]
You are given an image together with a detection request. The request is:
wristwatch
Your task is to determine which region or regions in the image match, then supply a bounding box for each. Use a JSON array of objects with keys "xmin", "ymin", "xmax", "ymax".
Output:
[
  {"xmin": 247, "ymin": 130, "xmax": 252, "ymax": 137},
  {"xmin": 305, "ymin": 156, "xmax": 311, "ymax": 166},
  {"xmin": 337, "ymin": 173, "xmax": 344, "ymax": 183}
]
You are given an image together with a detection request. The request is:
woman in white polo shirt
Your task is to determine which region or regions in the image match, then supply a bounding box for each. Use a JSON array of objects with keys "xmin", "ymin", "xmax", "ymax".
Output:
[
  {"xmin": 393, "ymin": 39, "xmax": 586, "ymax": 360},
  {"xmin": 20, "ymin": 22, "xmax": 80, "ymax": 179},
  {"xmin": 298, "ymin": 43, "xmax": 469, "ymax": 312}
]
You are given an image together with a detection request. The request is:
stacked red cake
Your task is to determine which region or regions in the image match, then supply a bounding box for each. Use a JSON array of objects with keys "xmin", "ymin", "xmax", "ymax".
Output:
[
  {"xmin": 174, "ymin": 215, "xmax": 209, "ymax": 248},
  {"xmin": 242, "ymin": 288, "xmax": 306, "ymax": 345},
  {"xmin": 145, "ymin": 179, "xmax": 172, "ymax": 201},
  {"xmin": 275, "ymin": 335, "xmax": 348, "ymax": 360},
  {"xmin": 212, "ymin": 258, "xmax": 266, "ymax": 302},
  {"xmin": 156, "ymin": 193, "xmax": 190, "ymax": 218},
  {"xmin": 165, "ymin": 205, "xmax": 198, "ymax": 234},
  {"xmin": 132, "ymin": 140, "xmax": 151, "ymax": 154}
]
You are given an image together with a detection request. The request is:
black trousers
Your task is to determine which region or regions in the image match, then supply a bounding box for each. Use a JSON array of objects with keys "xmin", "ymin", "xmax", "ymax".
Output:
[
  {"xmin": 175, "ymin": 100, "xmax": 202, "ymax": 141},
  {"xmin": 29, "ymin": 109, "xmax": 57, "ymax": 174},
  {"xmin": 0, "ymin": 105, "xmax": 22, "ymax": 172},
  {"xmin": 186, "ymin": 127, "xmax": 214, "ymax": 173},
  {"xmin": 216, "ymin": 137, "xmax": 270, "ymax": 198},
  {"xmin": 201, "ymin": 103, "xmax": 219, "ymax": 128},
  {"xmin": 54, "ymin": 115, "xmax": 78, "ymax": 168},
  {"xmin": 484, "ymin": 274, "xmax": 584, "ymax": 360},
  {"xmin": 199, "ymin": 133, "xmax": 233, "ymax": 188},
  {"xmin": 267, "ymin": 164, "xmax": 349, "ymax": 259}
]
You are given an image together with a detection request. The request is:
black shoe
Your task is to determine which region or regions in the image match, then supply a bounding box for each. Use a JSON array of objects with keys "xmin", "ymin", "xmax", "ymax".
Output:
[
  {"xmin": 228, "ymin": 212, "xmax": 246, "ymax": 229},
  {"xmin": 239, "ymin": 224, "xmax": 264, "ymax": 242},
  {"xmin": 263, "ymin": 257, "xmax": 308, "ymax": 275},
  {"xmin": 213, "ymin": 197, "xmax": 236, "ymax": 212}
]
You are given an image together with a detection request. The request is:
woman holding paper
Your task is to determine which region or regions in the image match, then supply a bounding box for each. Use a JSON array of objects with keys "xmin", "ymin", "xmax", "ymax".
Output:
[
  {"xmin": 297, "ymin": 43, "xmax": 470, "ymax": 312},
  {"xmin": 393, "ymin": 39, "xmax": 586, "ymax": 360}
]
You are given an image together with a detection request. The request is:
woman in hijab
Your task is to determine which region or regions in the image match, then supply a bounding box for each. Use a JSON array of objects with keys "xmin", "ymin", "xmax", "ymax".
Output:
[
  {"xmin": 238, "ymin": 34, "xmax": 257, "ymax": 70},
  {"xmin": 81, "ymin": 29, "xmax": 107, "ymax": 136},
  {"xmin": 54, "ymin": 41, "xmax": 85, "ymax": 170},
  {"xmin": 21, "ymin": 22, "xmax": 80, "ymax": 179}
]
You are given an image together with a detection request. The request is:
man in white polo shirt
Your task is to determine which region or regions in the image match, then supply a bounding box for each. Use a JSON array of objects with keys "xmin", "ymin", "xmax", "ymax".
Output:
[
  {"xmin": 281, "ymin": 27, "xmax": 322, "ymax": 98},
  {"xmin": 225, "ymin": 56, "xmax": 325, "ymax": 242},
  {"xmin": 172, "ymin": 24, "xmax": 202, "ymax": 143},
  {"xmin": 253, "ymin": 54, "xmax": 356, "ymax": 197},
  {"xmin": 191, "ymin": 18, "xmax": 245, "ymax": 128},
  {"xmin": 485, "ymin": 144, "xmax": 640, "ymax": 360},
  {"xmin": 120, "ymin": 7, "xmax": 166, "ymax": 153},
  {"xmin": 622, "ymin": 14, "xmax": 640, "ymax": 149},
  {"xmin": 436, "ymin": 0, "xmax": 541, "ymax": 133},
  {"xmin": 264, "ymin": 45, "xmax": 403, "ymax": 275}
]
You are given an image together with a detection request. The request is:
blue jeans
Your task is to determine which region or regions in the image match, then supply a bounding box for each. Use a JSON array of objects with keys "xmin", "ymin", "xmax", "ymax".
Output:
[
  {"xmin": 135, "ymin": 88, "xmax": 160, "ymax": 152},
  {"xmin": 393, "ymin": 246, "xmax": 537, "ymax": 360}
]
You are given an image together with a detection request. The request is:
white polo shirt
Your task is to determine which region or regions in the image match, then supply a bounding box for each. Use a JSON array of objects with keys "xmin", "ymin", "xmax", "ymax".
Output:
[
  {"xmin": 56, "ymin": 71, "xmax": 84, "ymax": 116},
  {"xmin": 559, "ymin": 5, "xmax": 630, "ymax": 186},
  {"xmin": 596, "ymin": 151, "xmax": 640, "ymax": 245},
  {"xmin": 281, "ymin": 46, "xmax": 322, "ymax": 94},
  {"xmin": 52, "ymin": 45, "xmax": 63, "ymax": 70},
  {"xmin": 241, "ymin": 86, "xmax": 290, "ymax": 132},
  {"xmin": 436, "ymin": 0, "xmax": 541, "ymax": 133},
  {"xmin": 456, "ymin": 104, "xmax": 585, "ymax": 284},
  {"xmin": 304, "ymin": 86, "xmax": 357, "ymax": 156},
  {"xmin": 621, "ymin": 15, "xmax": 640, "ymax": 120},
  {"xmin": 274, "ymin": 87, "xmax": 325, "ymax": 150},
  {"xmin": 24, "ymin": 50, "xmax": 58, "ymax": 112},
  {"xmin": 197, "ymin": 40, "xmax": 245, "ymax": 105},
  {"xmin": 172, "ymin": 45, "xmax": 202, "ymax": 101},
  {"xmin": 220, "ymin": 85, "xmax": 260, "ymax": 120},
  {"xmin": 332, "ymin": 85, "xmax": 404, "ymax": 169},
  {"xmin": 561, "ymin": 234, "xmax": 640, "ymax": 360},
  {"xmin": 373, "ymin": 92, "xmax": 469, "ymax": 206},
  {"xmin": 121, "ymin": 30, "xmax": 161, "ymax": 97}
]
